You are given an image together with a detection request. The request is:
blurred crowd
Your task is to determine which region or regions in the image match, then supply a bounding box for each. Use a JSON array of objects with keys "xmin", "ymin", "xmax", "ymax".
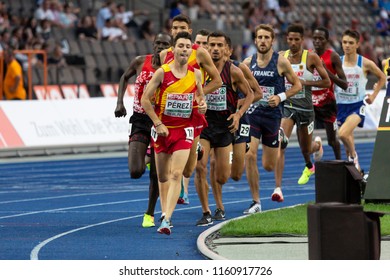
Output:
[{"xmin": 1, "ymin": 0, "xmax": 389, "ymax": 100}]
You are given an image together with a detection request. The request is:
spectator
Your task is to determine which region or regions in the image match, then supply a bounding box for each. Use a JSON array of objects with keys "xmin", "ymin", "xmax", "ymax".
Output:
[
  {"xmin": 375, "ymin": 9, "xmax": 390, "ymax": 36},
  {"xmin": 36, "ymin": 19, "xmax": 52, "ymax": 41},
  {"xmin": 76, "ymin": 15, "xmax": 98, "ymax": 40},
  {"xmin": 115, "ymin": 3, "xmax": 148, "ymax": 28},
  {"xmin": 3, "ymin": 47, "xmax": 27, "ymax": 100},
  {"xmin": 34, "ymin": 0, "xmax": 55, "ymax": 23},
  {"xmin": 138, "ymin": 19, "xmax": 155, "ymax": 41},
  {"xmin": 169, "ymin": 1, "xmax": 182, "ymax": 19},
  {"xmin": 96, "ymin": 0, "xmax": 117, "ymax": 36},
  {"xmin": 360, "ymin": 31, "xmax": 378, "ymax": 65},
  {"xmin": 61, "ymin": 2, "xmax": 78, "ymax": 28},
  {"xmin": 101, "ymin": 18, "xmax": 127, "ymax": 41},
  {"xmin": 0, "ymin": 9, "xmax": 10, "ymax": 33},
  {"xmin": 48, "ymin": 43, "xmax": 67, "ymax": 67}
]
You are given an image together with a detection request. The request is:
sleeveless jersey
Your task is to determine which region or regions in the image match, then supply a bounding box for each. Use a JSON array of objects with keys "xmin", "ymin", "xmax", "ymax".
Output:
[
  {"xmin": 133, "ymin": 55, "xmax": 155, "ymax": 114},
  {"xmin": 334, "ymin": 55, "xmax": 367, "ymax": 104},
  {"xmin": 154, "ymin": 64, "xmax": 197, "ymax": 128},
  {"xmin": 312, "ymin": 49, "xmax": 336, "ymax": 107},
  {"xmin": 205, "ymin": 60, "xmax": 238, "ymax": 126},
  {"xmin": 284, "ymin": 49, "xmax": 314, "ymax": 112},
  {"xmin": 247, "ymin": 52, "xmax": 285, "ymax": 118}
]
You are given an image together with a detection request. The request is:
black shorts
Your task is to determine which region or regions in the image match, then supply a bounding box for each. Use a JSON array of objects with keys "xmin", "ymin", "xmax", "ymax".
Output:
[
  {"xmin": 129, "ymin": 112, "xmax": 153, "ymax": 145},
  {"xmin": 200, "ymin": 122, "xmax": 234, "ymax": 148}
]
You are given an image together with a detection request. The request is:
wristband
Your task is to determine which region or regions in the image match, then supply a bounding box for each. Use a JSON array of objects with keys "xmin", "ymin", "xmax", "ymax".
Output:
[
  {"xmin": 155, "ymin": 122, "xmax": 163, "ymax": 127},
  {"xmin": 277, "ymin": 92, "xmax": 287, "ymax": 102}
]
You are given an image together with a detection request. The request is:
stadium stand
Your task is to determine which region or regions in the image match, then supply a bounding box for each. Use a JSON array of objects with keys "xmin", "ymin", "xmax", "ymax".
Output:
[{"xmin": 0, "ymin": 0, "xmax": 389, "ymax": 99}]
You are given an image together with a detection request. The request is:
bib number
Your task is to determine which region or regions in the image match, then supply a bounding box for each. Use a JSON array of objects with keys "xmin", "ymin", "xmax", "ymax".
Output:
[
  {"xmin": 185, "ymin": 127, "xmax": 194, "ymax": 140},
  {"xmin": 307, "ymin": 121, "xmax": 314, "ymax": 135},
  {"xmin": 359, "ymin": 105, "xmax": 366, "ymax": 116},
  {"xmin": 128, "ymin": 123, "xmax": 133, "ymax": 135},
  {"xmin": 239, "ymin": 124, "xmax": 250, "ymax": 137},
  {"xmin": 151, "ymin": 126, "xmax": 158, "ymax": 142}
]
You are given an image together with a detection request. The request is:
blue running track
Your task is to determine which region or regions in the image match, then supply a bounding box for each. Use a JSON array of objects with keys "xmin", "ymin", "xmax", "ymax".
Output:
[{"xmin": 0, "ymin": 142, "xmax": 374, "ymax": 260}]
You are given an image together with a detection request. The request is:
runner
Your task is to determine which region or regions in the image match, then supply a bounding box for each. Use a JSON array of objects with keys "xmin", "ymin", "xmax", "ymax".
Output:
[
  {"xmin": 160, "ymin": 15, "xmax": 222, "ymax": 210},
  {"xmin": 242, "ymin": 24, "xmax": 301, "ymax": 212},
  {"xmin": 335, "ymin": 29, "xmax": 386, "ymax": 172},
  {"xmin": 312, "ymin": 26, "xmax": 348, "ymax": 160},
  {"xmin": 178, "ymin": 28, "xmax": 211, "ymax": 205},
  {"xmin": 114, "ymin": 33, "xmax": 172, "ymax": 228},
  {"xmin": 275, "ymin": 23, "xmax": 331, "ymax": 193},
  {"xmin": 195, "ymin": 31, "xmax": 254, "ymax": 225},
  {"xmin": 141, "ymin": 31, "xmax": 206, "ymax": 235}
]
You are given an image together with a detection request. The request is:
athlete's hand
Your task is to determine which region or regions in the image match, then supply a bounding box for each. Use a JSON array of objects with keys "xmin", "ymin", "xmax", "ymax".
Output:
[
  {"xmin": 114, "ymin": 103, "xmax": 127, "ymax": 117},
  {"xmin": 156, "ymin": 123, "xmax": 169, "ymax": 137},
  {"xmin": 227, "ymin": 113, "xmax": 240, "ymax": 133},
  {"xmin": 365, "ymin": 93, "xmax": 375, "ymax": 105},
  {"xmin": 268, "ymin": 95, "xmax": 281, "ymax": 107},
  {"xmin": 198, "ymin": 100, "xmax": 207, "ymax": 114}
]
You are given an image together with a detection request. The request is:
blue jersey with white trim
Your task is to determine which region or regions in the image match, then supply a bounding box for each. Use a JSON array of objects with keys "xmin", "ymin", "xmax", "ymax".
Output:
[{"xmin": 247, "ymin": 52, "xmax": 285, "ymax": 118}]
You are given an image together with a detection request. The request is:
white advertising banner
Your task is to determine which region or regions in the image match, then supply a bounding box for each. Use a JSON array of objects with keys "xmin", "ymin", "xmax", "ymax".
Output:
[
  {"xmin": 0, "ymin": 89, "xmax": 385, "ymax": 150},
  {"xmin": 0, "ymin": 97, "xmax": 133, "ymax": 149}
]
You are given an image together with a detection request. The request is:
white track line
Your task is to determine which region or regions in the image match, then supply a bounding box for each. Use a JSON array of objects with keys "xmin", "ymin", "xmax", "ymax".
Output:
[{"xmin": 29, "ymin": 192, "xmax": 314, "ymax": 260}]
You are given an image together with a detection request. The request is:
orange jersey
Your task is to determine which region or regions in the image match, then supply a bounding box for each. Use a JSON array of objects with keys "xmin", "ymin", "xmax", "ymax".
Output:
[{"xmin": 154, "ymin": 64, "xmax": 198, "ymax": 128}]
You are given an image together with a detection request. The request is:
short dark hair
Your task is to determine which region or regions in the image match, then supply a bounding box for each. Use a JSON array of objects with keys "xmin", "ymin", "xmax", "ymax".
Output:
[
  {"xmin": 172, "ymin": 14, "xmax": 191, "ymax": 26},
  {"xmin": 287, "ymin": 23, "xmax": 305, "ymax": 36},
  {"xmin": 342, "ymin": 29, "xmax": 360, "ymax": 42},
  {"xmin": 314, "ymin": 26, "xmax": 329, "ymax": 40},
  {"xmin": 207, "ymin": 30, "xmax": 228, "ymax": 43},
  {"xmin": 196, "ymin": 29, "xmax": 211, "ymax": 36},
  {"xmin": 173, "ymin": 31, "xmax": 192, "ymax": 46}
]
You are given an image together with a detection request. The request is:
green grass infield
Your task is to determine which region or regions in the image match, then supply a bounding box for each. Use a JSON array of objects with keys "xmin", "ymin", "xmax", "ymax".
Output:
[{"xmin": 220, "ymin": 202, "xmax": 390, "ymax": 237}]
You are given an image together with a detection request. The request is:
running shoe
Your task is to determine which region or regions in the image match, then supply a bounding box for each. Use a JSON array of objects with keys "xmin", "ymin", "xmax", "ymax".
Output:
[
  {"xmin": 298, "ymin": 165, "xmax": 315, "ymax": 185},
  {"xmin": 313, "ymin": 136, "xmax": 323, "ymax": 162},
  {"xmin": 279, "ymin": 127, "xmax": 289, "ymax": 149},
  {"xmin": 157, "ymin": 219, "xmax": 171, "ymax": 235},
  {"xmin": 142, "ymin": 213, "xmax": 155, "ymax": 228},
  {"xmin": 212, "ymin": 208, "xmax": 226, "ymax": 221},
  {"xmin": 271, "ymin": 187, "xmax": 284, "ymax": 203},
  {"xmin": 159, "ymin": 215, "xmax": 173, "ymax": 228},
  {"xmin": 182, "ymin": 192, "xmax": 190, "ymax": 205},
  {"xmin": 348, "ymin": 152, "xmax": 361, "ymax": 172},
  {"xmin": 243, "ymin": 201, "xmax": 261, "ymax": 214},
  {"xmin": 177, "ymin": 178, "xmax": 185, "ymax": 204},
  {"xmin": 197, "ymin": 142, "xmax": 204, "ymax": 161},
  {"xmin": 196, "ymin": 212, "xmax": 213, "ymax": 226}
]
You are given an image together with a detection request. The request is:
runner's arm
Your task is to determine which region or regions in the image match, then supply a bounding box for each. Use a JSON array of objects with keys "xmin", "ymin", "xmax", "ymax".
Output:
[{"xmin": 196, "ymin": 47, "xmax": 222, "ymax": 94}]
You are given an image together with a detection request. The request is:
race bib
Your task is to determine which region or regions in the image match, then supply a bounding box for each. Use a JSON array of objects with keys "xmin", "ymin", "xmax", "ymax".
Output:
[
  {"xmin": 259, "ymin": 86, "xmax": 275, "ymax": 103},
  {"xmin": 359, "ymin": 104, "xmax": 366, "ymax": 116},
  {"xmin": 164, "ymin": 93, "xmax": 193, "ymax": 118},
  {"xmin": 151, "ymin": 126, "xmax": 158, "ymax": 142},
  {"xmin": 206, "ymin": 86, "xmax": 227, "ymax": 111},
  {"xmin": 185, "ymin": 127, "xmax": 194, "ymax": 140},
  {"xmin": 239, "ymin": 124, "xmax": 250, "ymax": 137},
  {"xmin": 333, "ymin": 120, "xmax": 338, "ymax": 131},
  {"xmin": 128, "ymin": 123, "xmax": 133, "ymax": 135},
  {"xmin": 307, "ymin": 121, "xmax": 314, "ymax": 135}
]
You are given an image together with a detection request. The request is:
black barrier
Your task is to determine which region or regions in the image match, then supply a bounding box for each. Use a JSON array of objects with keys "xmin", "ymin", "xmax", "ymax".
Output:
[
  {"xmin": 308, "ymin": 203, "xmax": 382, "ymax": 260},
  {"xmin": 364, "ymin": 91, "xmax": 390, "ymax": 202},
  {"xmin": 315, "ymin": 160, "xmax": 363, "ymax": 204}
]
